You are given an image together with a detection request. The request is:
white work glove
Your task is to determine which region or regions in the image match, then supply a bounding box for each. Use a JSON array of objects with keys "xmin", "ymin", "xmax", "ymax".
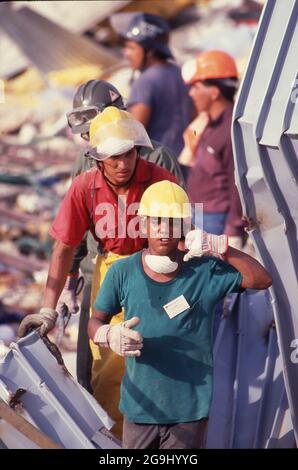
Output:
[
  {"xmin": 93, "ymin": 316, "xmax": 143, "ymax": 357},
  {"xmin": 56, "ymin": 274, "xmax": 83, "ymax": 316},
  {"xmin": 183, "ymin": 229, "xmax": 228, "ymax": 262},
  {"xmin": 228, "ymin": 236, "xmax": 243, "ymax": 251},
  {"xmin": 17, "ymin": 308, "xmax": 58, "ymax": 338}
]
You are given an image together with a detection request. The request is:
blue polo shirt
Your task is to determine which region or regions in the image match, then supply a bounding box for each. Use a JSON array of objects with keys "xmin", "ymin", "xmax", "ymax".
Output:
[
  {"xmin": 94, "ymin": 251, "xmax": 242, "ymax": 424},
  {"xmin": 127, "ymin": 63, "xmax": 192, "ymax": 157}
]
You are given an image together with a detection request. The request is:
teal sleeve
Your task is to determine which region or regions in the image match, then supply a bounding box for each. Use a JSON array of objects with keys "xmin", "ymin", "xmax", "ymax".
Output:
[{"xmin": 93, "ymin": 265, "xmax": 122, "ymax": 316}]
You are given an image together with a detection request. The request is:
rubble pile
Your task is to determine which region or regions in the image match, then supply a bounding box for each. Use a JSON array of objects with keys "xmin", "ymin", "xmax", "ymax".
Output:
[
  {"xmin": 0, "ymin": 0, "xmax": 264, "ymax": 348},
  {"xmin": 0, "ymin": 132, "xmax": 79, "ymax": 344}
]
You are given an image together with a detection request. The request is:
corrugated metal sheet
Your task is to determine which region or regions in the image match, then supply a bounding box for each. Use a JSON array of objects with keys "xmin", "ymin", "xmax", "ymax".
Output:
[
  {"xmin": 0, "ymin": 332, "xmax": 121, "ymax": 449},
  {"xmin": 14, "ymin": 1, "xmax": 131, "ymax": 34},
  {"xmin": 207, "ymin": 290, "xmax": 295, "ymax": 448},
  {"xmin": 0, "ymin": 3, "xmax": 119, "ymax": 74},
  {"xmin": 0, "ymin": 31, "xmax": 29, "ymax": 78},
  {"xmin": 0, "ymin": 2, "xmax": 130, "ymax": 77},
  {"xmin": 232, "ymin": 0, "xmax": 298, "ymax": 445}
]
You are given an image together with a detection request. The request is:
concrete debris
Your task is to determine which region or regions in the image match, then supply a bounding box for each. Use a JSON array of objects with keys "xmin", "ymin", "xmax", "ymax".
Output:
[
  {"xmin": 169, "ymin": 0, "xmax": 262, "ymax": 73},
  {"xmin": 0, "ymin": 116, "xmax": 81, "ymax": 346}
]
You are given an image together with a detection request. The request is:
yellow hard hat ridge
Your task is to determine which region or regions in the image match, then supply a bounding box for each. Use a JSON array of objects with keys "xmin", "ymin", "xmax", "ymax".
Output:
[
  {"xmin": 89, "ymin": 106, "xmax": 132, "ymax": 147},
  {"xmin": 88, "ymin": 106, "xmax": 153, "ymax": 160},
  {"xmin": 138, "ymin": 181, "xmax": 191, "ymax": 219}
]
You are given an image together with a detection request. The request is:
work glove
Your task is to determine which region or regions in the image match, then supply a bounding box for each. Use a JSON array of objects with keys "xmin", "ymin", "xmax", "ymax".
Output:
[
  {"xmin": 56, "ymin": 273, "xmax": 84, "ymax": 316},
  {"xmin": 228, "ymin": 236, "xmax": 243, "ymax": 251},
  {"xmin": 17, "ymin": 308, "xmax": 58, "ymax": 338},
  {"xmin": 93, "ymin": 316, "xmax": 143, "ymax": 357},
  {"xmin": 183, "ymin": 229, "xmax": 228, "ymax": 262}
]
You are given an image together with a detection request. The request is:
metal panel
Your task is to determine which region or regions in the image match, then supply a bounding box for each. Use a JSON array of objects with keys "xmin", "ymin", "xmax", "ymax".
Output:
[
  {"xmin": 229, "ymin": 291, "xmax": 273, "ymax": 448},
  {"xmin": 0, "ymin": 3, "xmax": 119, "ymax": 74},
  {"xmin": 14, "ymin": 1, "xmax": 131, "ymax": 34},
  {"xmin": 232, "ymin": 0, "xmax": 298, "ymax": 444},
  {"xmin": 0, "ymin": 378, "xmax": 41, "ymax": 449},
  {"xmin": 0, "ymin": 332, "xmax": 121, "ymax": 449},
  {"xmin": 207, "ymin": 296, "xmax": 239, "ymax": 448},
  {"xmin": 207, "ymin": 290, "xmax": 294, "ymax": 448}
]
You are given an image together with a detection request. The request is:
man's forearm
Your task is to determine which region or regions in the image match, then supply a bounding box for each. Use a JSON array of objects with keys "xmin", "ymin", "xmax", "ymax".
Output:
[
  {"xmin": 43, "ymin": 241, "xmax": 76, "ymax": 309},
  {"xmin": 88, "ymin": 317, "xmax": 107, "ymax": 342},
  {"xmin": 69, "ymin": 237, "xmax": 88, "ymax": 274},
  {"xmin": 226, "ymin": 246, "xmax": 272, "ymax": 289}
]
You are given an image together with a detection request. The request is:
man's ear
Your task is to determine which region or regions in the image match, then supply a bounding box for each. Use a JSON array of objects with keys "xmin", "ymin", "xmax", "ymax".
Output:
[
  {"xmin": 210, "ymin": 85, "xmax": 221, "ymax": 101},
  {"xmin": 146, "ymin": 49, "xmax": 154, "ymax": 60},
  {"xmin": 97, "ymin": 161, "xmax": 103, "ymax": 171}
]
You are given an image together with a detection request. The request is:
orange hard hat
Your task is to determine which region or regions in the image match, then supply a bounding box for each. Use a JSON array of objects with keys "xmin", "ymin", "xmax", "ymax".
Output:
[{"xmin": 182, "ymin": 50, "xmax": 238, "ymax": 85}]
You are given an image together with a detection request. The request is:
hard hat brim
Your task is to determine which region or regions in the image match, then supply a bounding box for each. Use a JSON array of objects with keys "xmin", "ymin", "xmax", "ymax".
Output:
[{"xmin": 90, "ymin": 139, "xmax": 135, "ymax": 161}]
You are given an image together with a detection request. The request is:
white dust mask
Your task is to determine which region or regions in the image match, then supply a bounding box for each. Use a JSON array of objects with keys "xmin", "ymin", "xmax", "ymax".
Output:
[{"xmin": 145, "ymin": 255, "xmax": 178, "ymax": 274}]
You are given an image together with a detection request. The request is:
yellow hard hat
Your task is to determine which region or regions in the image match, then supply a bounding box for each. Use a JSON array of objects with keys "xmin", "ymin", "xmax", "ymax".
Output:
[
  {"xmin": 138, "ymin": 181, "xmax": 191, "ymax": 219},
  {"xmin": 88, "ymin": 106, "xmax": 152, "ymax": 160}
]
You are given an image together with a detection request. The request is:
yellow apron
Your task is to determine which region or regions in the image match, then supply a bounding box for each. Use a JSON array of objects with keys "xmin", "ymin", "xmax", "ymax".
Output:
[{"xmin": 89, "ymin": 252, "xmax": 128, "ymax": 439}]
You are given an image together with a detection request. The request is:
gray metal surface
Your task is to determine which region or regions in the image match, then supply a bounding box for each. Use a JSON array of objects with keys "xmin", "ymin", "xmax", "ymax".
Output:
[
  {"xmin": 0, "ymin": 378, "xmax": 41, "ymax": 449},
  {"xmin": 0, "ymin": 332, "xmax": 120, "ymax": 449},
  {"xmin": 232, "ymin": 0, "xmax": 298, "ymax": 445},
  {"xmin": 207, "ymin": 290, "xmax": 295, "ymax": 448},
  {"xmin": 0, "ymin": 3, "xmax": 119, "ymax": 74},
  {"xmin": 14, "ymin": 1, "xmax": 131, "ymax": 34}
]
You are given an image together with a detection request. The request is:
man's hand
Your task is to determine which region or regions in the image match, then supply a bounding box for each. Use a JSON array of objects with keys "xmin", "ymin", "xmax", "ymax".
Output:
[
  {"xmin": 93, "ymin": 316, "xmax": 143, "ymax": 357},
  {"xmin": 183, "ymin": 112, "xmax": 209, "ymax": 153},
  {"xmin": 183, "ymin": 229, "xmax": 228, "ymax": 262},
  {"xmin": 17, "ymin": 308, "xmax": 58, "ymax": 338},
  {"xmin": 178, "ymin": 112, "xmax": 209, "ymax": 167},
  {"xmin": 56, "ymin": 274, "xmax": 84, "ymax": 316}
]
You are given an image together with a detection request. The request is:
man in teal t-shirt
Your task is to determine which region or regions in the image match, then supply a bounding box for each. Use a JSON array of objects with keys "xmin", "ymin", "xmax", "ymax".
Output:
[{"xmin": 89, "ymin": 181, "xmax": 272, "ymax": 449}]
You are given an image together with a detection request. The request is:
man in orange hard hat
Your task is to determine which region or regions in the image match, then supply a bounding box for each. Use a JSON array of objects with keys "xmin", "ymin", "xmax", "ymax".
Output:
[
  {"xmin": 181, "ymin": 49, "xmax": 244, "ymax": 246},
  {"xmin": 180, "ymin": 50, "xmax": 245, "ymax": 338}
]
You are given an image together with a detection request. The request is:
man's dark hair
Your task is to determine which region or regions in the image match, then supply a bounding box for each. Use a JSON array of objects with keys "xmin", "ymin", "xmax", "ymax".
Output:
[{"xmin": 203, "ymin": 77, "xmax": 238, "ymax": 102}]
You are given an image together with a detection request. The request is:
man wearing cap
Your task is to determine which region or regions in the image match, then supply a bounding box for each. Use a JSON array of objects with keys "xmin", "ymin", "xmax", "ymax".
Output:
[
  {"xmin": 111, "ymin": 12, "xmax": 193, "ymax": 158},
  {"xmin": 180, "ymin": 50, "xmax": 246, "ymax": 338},
  {"xmin": 89, "ymin": 181, "xmax": 272, "ymax": 449},
  {"xmin": 18, "ymin": 107, "xmax": 177, "ymax": 438},
  {"xmin": 181, "ymin": 50, "xmax": 244, "ymax": 244}
]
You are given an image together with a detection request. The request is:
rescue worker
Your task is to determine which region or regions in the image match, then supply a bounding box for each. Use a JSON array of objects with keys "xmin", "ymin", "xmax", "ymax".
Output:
[
  {"xmin": 18, "ymin": 107, "xmax": 178, "ymax": 439},
  {"xmin": 61, "ymin": 79, "xmax": 185, "ymax": 392},
  {"xmin": 89, "ymin": 180, "xmax": 272, "ymax": 449},
  {"xmin": 67, "ymin": 80, "xmax": 185, "ymax": 183},
  {"xmin": 181, "ymin": 50, "xmax": 246, "ymax": 338},
  {"xmin": 111, "ymin": 12, "xmax": 193, "ymax": 157},
  {"xmin": 181, "ymin": 50, "xmax": 244, "ymax": 245}
]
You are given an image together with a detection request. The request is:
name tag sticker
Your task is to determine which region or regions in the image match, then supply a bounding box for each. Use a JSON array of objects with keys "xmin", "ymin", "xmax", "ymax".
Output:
[{"xmin": 163, "ymin": 295, "xmax": 190, "ymax": 319}]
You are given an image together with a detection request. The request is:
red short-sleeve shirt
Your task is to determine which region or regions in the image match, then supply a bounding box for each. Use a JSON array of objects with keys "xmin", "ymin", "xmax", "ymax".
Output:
[{"xmin": 49, "ymin": 159, "xmax": 177, "ymax": 255}]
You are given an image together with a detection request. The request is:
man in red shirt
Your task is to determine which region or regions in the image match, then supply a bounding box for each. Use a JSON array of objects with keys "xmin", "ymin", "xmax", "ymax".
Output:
[{"xmin": 18, "ymin": 106, "xmax": 177, "ymax": 438}]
